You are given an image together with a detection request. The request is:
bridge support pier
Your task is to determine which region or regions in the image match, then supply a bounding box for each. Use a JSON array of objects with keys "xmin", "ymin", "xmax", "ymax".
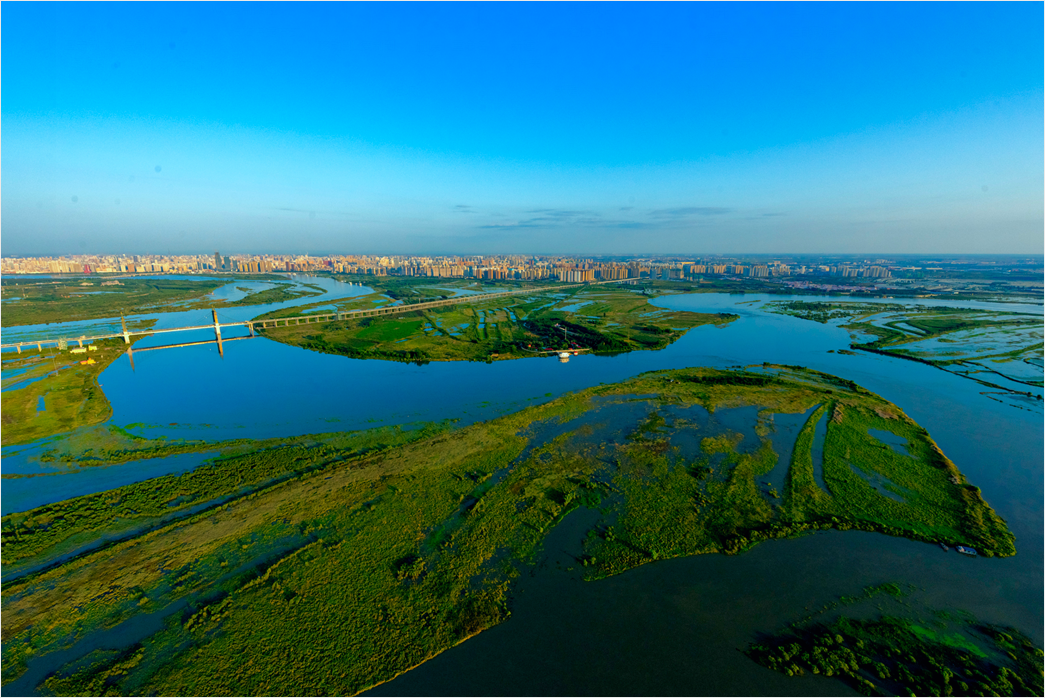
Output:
[
  {"xmin": 37, "ymin": 342, "xmax": 42, "ymax": 351},
  {"xmin": 121, "ymin": 316, "xmax": 131, "ymax": 344},
  {"xmin": 212, "ymin": 310, "xmax": 224, "ymax": 358},
  {"xmin": 16, "ymin": 344, "xmax": 21, "ymax": 354}
]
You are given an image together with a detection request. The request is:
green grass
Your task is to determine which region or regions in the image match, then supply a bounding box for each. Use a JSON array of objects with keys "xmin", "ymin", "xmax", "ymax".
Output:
[
  {"xmin": 1, "ymin": 423, "xmax": 454, "ymax": 575},
  {"xmin": 255, "ymin": 285, "xmax": 737, "ymax": 363},
  {"xmin": 0, "ymin": 366, "xmax": 1015, "ymax": 695},
  {"xmin": 0, "ymin": 339, "xmax": 135, "ymax": 446},
  {"xmin": 1, "ymin": 279, "xmax": 231, "ymax": 327}
]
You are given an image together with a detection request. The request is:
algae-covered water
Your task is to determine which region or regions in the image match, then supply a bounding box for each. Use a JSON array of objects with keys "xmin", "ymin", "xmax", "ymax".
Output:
[{"xmin": 1, "ymin": 290, "xmax": 1042, "ymax": 696}]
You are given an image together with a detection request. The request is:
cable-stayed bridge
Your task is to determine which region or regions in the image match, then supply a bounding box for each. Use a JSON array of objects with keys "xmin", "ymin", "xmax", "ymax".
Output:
[{"xmin": 1, "ymin": 279, "xmax": 636, "ymax": 355}]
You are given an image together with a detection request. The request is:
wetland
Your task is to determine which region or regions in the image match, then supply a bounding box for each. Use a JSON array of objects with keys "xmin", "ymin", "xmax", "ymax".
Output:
[
  {"xmin": 255, "ymin": 282, "xmax": 736, "ymax": 363},
  {"xmin": 0, "ymin": 276, "xmax": 308, "ymax": 328},
  {"xmin": 0, "ymin": 367, "xmax": 1015, "ymax": 695},
  {"xmin": 0, "ymin": 279, "xmax": 1041, "ymax": 696}
]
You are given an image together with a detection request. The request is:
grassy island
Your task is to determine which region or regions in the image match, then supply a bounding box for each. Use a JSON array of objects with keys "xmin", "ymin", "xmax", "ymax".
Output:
[
  {"xmin": 0, "ymin": 367, "xmax": 1014, "ymax": 695},
  {"xmin": 255, "ymin": 283, "xmax": 736, "ymax": 362}
]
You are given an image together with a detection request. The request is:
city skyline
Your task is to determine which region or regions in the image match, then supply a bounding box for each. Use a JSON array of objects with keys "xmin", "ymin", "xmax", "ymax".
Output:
[{"xmin": 2, "ymin": 3, "xmax": 1043, "ymax": 255}]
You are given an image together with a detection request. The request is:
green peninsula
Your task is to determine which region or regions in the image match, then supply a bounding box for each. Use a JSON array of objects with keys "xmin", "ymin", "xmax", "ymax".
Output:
[
  {"xmin": 255, "ymin": 283, "xmax": 736, "ymax": 362},
  {"xmin": 0, "ymin": 367, "xmax": 1014, "ymax": 695},
  {"xmin": 0, "ymin": 339, "xmax": 139, "ymax": 447}
]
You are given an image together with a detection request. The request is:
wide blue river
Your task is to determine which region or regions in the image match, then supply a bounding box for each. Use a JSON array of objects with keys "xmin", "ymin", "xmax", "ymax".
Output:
[{"xmin": 1, "ymin": 279, "xmax": 1042, "ymax": 696}]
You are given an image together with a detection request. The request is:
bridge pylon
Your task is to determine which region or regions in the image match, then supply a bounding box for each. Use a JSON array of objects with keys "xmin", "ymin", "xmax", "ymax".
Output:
[{"xmin": 213, "ymin": 309, "xmax": 224, "ymax": 358}]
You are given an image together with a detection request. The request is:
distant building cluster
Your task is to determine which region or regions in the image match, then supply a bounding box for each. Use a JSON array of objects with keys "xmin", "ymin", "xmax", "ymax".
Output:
[
  {"xmin": 0, "ymin": 252, "xmax": 893, "ymax": 281},
  {"xmin": 0, "ymin": 254, "xmax": 272, "ymax": 275},
  {"xmin": 812, "ymin": 264, "xmax": 892, "ymax": 278},
  {"xmin": 330, "ymin": 255, "xmax": 645, "ymax": 282}
]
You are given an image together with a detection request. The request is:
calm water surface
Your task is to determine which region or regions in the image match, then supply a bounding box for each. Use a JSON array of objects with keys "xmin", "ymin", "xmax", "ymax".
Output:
[
  {"xmin": 1, "ymin": 290, "xmax": 1041, "ymax": 695},
  {"xmin": 366, "ymin": 293, "xmax": 1044, "ymax": 695}
]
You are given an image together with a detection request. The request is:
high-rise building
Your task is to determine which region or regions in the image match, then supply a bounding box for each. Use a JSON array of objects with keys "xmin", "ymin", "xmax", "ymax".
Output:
[{"xmin": 214, "ymin": 251, "xmax": 222, "ymax": 270}]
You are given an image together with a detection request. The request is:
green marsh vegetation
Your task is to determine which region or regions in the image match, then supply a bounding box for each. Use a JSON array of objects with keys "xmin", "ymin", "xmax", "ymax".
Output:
[
  {"xmin": 0, "ymin": 277, "xmax": 316, "ymax": 327},
  {"xmin": 0, "ymin": 367, "xmax": 1014, "ymax": 695},
  {"xmin": 223, "ymin": 280, "xmax": 324, "ymax": 307},
  {"xmin": 2, "ymin": 278, "xmax": 227, "ymax": 327},
  {"xmin": 746, "ymin": 583, "xmax": 1043, "ymax": 696},
  {"xmin": 2, "ymin": 422, "xmax": 454, "ymax": 576},
  {"xmin": 255, "ymin": 284, "xmax": 736, "ymax": 363},
  {"xmin": 0, "ymin": 339, "xmax": 139, "ymax": 447},
  {"xmin": 765, "ymin": 300, "xmax": 1044, "ymax": 394},
  {"xmin": 332, "ymin": 274, "xmax": 494, "ymax": 302}
]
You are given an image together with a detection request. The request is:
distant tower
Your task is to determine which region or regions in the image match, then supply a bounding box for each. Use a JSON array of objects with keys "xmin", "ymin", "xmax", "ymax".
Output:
[
  {"xmin": 214, "ymin": 251, "xmax": 222, "ymax": 270},
  {"xmin": 223, "ymin": 255, "xmax": 231, "ymax": 270}
]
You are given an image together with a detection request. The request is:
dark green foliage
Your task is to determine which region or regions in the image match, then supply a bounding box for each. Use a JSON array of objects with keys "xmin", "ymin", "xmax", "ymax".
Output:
[
  {"xmin": 747, "ymin": 615, "xmax": 1043, "ymax": 697},
  {"xmin": 523, "ymin": 317, "xmax": 636, "ymax": 352},
  {"xmin": 299, "ymin": 335, "xmax": 432, "ymax": 365}
]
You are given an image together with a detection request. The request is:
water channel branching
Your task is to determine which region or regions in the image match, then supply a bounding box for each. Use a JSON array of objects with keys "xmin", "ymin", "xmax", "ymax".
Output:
[
  {"xmin": 0, "ymin": 366, "xmax": 1016, "ymax": 695},
  {"xmin": 764, "ymin": 301, "xmax": 1044, "ymax": 397}
]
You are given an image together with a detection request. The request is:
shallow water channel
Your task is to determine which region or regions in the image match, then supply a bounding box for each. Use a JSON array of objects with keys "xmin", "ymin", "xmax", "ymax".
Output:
[{"xmin": 1, "ymin": 289, "xmax": 1042, "ymax": 695}]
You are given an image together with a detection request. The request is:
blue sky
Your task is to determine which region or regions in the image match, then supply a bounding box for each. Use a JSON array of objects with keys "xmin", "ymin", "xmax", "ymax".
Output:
[{"xmin": 2, "ymin": 2, "xmax": 1042, "ymax": 255}]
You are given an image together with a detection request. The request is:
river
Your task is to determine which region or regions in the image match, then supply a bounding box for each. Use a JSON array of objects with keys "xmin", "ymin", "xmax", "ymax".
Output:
[{"xmin": 1, "ymin": 284, "xmax": 1042, "ymax": 695}]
